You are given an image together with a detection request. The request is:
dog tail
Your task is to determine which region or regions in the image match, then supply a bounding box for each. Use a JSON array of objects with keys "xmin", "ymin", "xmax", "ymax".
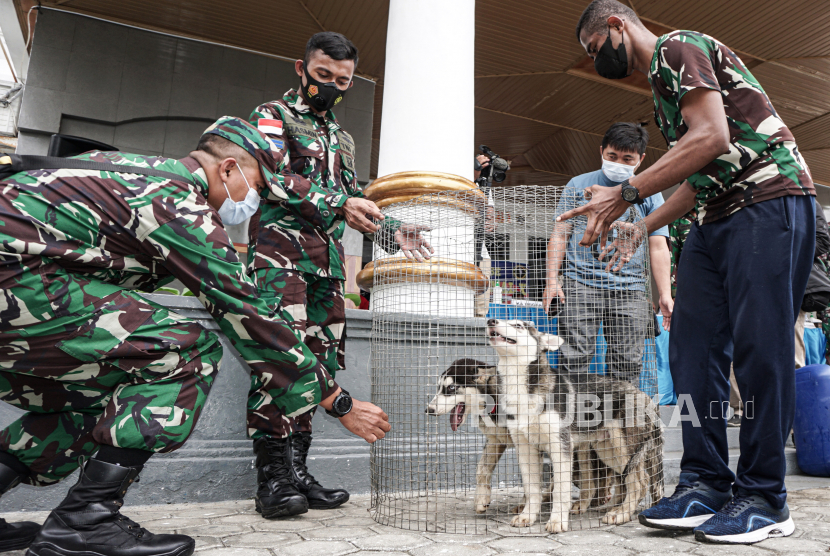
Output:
[{"xmin": 644, "ymin": 399, "xmax": 664, "ymax": 502}]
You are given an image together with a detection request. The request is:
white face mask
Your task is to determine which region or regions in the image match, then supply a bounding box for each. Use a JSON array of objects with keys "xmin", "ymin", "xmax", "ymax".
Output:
[
  {"xmin": 601, "ymin": 158, "xmax": 638, "ymax": 182},
  {"xmin": 217, "ymin": 162, "xmax": 260, "ymax": 226}
]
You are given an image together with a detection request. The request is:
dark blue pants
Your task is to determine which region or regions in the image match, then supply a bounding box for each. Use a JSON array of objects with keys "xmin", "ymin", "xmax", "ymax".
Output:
[{"xmin": 669, "ymin": 195, "xmax": 815, "ymax": 509}]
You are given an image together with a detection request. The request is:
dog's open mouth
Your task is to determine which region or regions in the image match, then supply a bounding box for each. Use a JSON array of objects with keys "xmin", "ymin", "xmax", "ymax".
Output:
[
  {"xmin": 450, "ymin": 402, "xmax": 466, "ymax": 431},
  {"xmin": 488, "ymin": 329, "xmax": 517, "ymax": 344}
]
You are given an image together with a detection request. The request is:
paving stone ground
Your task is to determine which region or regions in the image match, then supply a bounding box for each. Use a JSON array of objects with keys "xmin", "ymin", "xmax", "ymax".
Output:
[{"xmin": 4, "ymin": 478, "xmax": 830, "ymax": 555}]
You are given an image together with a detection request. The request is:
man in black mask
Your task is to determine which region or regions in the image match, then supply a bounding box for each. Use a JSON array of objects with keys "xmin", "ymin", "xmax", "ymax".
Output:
[
  {"xmin": 247, "ymin": 33, "xmax": 430, "ymax": 518},
  {"xmin": 563, "ymin": 0, "xmax": 815, "ymax": 545}
]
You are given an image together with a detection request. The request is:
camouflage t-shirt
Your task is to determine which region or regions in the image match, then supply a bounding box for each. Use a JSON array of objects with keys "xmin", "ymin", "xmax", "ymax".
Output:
[
  {"xmin": 649, "ymin": 31, "xmax": 815, "ymax": 224},
  {"xmin": 250, "ymin": 90, "xmax": 361, "ymax": 279}
]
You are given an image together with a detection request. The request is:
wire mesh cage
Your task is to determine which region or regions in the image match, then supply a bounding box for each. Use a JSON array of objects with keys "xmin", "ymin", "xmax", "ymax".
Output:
[{"xmin": 362, "ymin": 185, "xmax": 663, "ymax": 534}]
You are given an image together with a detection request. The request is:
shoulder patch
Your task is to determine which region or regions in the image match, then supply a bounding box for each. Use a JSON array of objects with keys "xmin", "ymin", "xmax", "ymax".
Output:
[
  {"xmin": 269, "ymin": 138, "xmax": 285, "ymax": 151},
  {"xmin": 257, "ymin": 118, "xmax": 283, "ymax": 136}
]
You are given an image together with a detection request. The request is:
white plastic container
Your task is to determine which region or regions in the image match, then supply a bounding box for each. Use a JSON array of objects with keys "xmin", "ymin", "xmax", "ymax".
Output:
[{"xmin": 491, "ymin": 282, "xmax": 503, "ymax": 304}]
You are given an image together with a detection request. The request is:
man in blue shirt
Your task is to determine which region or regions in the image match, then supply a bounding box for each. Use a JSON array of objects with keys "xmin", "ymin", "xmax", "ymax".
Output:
[{"xmin": 543, "ymin": 122, "xmax": 672, "ymax": 381}]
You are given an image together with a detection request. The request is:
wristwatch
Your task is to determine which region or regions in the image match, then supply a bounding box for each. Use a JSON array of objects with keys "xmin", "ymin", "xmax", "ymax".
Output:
[
  {"xmin": 325, "ymin": 389, "xmax": 353, "ymax": 418},
  {"xmin": 620, "ymin": 179, "xmax": 645, "ymax": 205}
]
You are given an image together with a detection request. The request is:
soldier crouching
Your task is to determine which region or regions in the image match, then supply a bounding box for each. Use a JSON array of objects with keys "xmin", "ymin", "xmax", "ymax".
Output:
[{"xmin": 0, "ymin": 116, "xmax": 390, "ymax": 556}]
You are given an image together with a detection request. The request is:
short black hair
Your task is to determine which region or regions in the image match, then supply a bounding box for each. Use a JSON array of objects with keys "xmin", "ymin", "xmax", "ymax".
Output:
[
  {"xmin": 576, "ymin": 0, "xmax": 642, "ymax": 41},
  {"xmin": 305, "ymin": 32, "xmax": 359, "ymax": 69},
  {"xmin": 601, "ymin": 122, "xmax": 649, "ymax": 155},
  {"xmin": 196, "ymin": 133, "xmax": 257, "ymax": 169}
]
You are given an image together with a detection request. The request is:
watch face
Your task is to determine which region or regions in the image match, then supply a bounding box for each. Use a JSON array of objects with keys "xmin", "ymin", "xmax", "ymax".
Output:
[
  {"xmin": 622, "ymin": 187, "xmax": 637, "ymax": 202},
  {"xmin": 334, "ymin": 394, "xmax": 352, "ymax": 415}
]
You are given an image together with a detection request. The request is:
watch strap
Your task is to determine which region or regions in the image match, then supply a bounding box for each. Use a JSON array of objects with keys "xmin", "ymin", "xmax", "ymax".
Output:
[
  {"xmin": 621, "ymin": 180, "xmax": 645, "ymax": 205},
  {"xmin": 325, "ymin": 389, "xmax": 351, "ymax": 418}
]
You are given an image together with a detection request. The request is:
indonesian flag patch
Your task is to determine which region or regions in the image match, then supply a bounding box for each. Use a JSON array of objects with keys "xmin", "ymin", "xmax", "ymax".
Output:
[{"xmin": 257, "ymin": 118, "xmax": 283, "ymax": 136}]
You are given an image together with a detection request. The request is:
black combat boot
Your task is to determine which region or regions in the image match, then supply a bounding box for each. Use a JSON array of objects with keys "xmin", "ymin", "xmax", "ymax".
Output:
[
  {"xmin": 0, "ymin": 462, "xmax": 40, "ymax": 552},
  {"xmin": 253, "ymin": 437, "xmax": 308, "ymax": 518},
  {"xmin": 290, "ymin": 432, "xmax": 349, "ymax": 509},
  {"xmin": 26, "ymin": 459, "xmax": 194, "ymax": 556}
]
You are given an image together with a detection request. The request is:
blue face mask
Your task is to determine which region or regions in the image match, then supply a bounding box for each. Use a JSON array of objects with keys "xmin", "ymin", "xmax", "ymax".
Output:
[{"xmin": 217, "ymin": 162, "xmax": 260, "ymax": 226}]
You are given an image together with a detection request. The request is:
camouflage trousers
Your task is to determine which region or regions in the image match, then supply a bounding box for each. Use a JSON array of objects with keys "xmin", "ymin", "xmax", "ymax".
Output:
[
  {"xmin": 0, "ymin": 267, "xmax": 221, "ymax": 486},
  {"xmin": 248, "ymin": 269, "xmax": 345, "ymax": 439}
]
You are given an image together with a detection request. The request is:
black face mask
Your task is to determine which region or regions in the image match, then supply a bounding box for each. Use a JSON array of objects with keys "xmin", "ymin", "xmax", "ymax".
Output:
[
  {"xmin": 594, "ymin": 27, "xmax": 629, "ymax": 80},
  {"xmin": 301, "ymin": 64, "xmax": 348, "ymax": 112}
]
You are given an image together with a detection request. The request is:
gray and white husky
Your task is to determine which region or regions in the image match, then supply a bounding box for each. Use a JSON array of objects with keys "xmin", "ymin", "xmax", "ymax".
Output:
[{"xmin": 487, "ymin": 319, "xmax": 663, "ymax": 532}]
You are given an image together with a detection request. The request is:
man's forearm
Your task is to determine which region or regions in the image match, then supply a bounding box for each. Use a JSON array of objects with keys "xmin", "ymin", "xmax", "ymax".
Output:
[
  {"xmin": 649, "ymin": 235, "xmax": 672, "ymax": 300},
  {"xmin": 642, "ymin": 182, "xmax": 697, "ymax": 235},
  {"xmin": 320, "ymin": 386, "xmax": 341, "ymax": 410},
  {"xmin": 546, "ymin": 228, "xmax": 570, "ymax": 282}
]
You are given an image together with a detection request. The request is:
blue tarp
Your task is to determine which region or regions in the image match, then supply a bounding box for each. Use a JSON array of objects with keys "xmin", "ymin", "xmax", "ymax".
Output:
[{"xmin": 805, "ymin": 326, "xmax": 826, "ymax": 366}]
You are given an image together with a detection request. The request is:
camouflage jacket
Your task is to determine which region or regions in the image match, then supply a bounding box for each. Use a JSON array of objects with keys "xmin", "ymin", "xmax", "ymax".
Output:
[
  {"xmin": 250, "ymin": 89, "xmax": 362, "ymax": 279},
  {"xmin": 650, "ymin": 31, "xmax": 815, "ymax": 224},
  {"xmin": 0, "ymin": 152, "xmax": 338, "ymax": 411}
]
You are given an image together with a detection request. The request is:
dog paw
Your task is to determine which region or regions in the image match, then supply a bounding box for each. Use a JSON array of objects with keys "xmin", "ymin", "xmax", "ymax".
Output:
[
  {"xmin": 570, "ymin": 500, "xmax": 590, "ymax": 514},
  {"xmin": 545, "ymin": 519, "xmax": 569, "ymax": 533},
  {"xmin": 474, "ymin": 494, "xmax": 491, "ymax": 514},
  {"xmin": 510, "ymin": 513, "xmax": 535, "ymax": 527},
  {"xmin": 601, "ymin": 511, "xmax": 631, "ymax": 525}
]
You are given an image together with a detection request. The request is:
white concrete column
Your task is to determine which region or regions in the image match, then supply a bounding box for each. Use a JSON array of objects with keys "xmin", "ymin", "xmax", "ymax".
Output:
[
  {"xmin": 377, "ymin": 0, "xmax": 475, "ymax": 181},
  {"xmin": 0, "ymin": 0, "xmax": 30, "ymax": 81}
]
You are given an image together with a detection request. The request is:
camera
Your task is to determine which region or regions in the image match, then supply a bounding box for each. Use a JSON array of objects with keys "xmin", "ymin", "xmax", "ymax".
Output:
[{"xmin": 475, "ymin": 145, "xmax": 510, "ymax": 185}]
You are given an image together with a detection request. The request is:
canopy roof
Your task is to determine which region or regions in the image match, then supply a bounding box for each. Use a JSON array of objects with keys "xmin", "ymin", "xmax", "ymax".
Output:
[{"xmin": 13, "ymin": 0, "xmax": 830, "ymax": 194}]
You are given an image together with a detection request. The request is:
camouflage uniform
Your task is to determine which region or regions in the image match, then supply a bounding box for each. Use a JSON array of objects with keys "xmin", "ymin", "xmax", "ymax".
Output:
[
  {"xmin": 0, "ymin": 117, "xmax": 340, "ymax": 485},
  {"xmin": 246, "ymin": 89, "xmax": 361, "ymax": 438}
]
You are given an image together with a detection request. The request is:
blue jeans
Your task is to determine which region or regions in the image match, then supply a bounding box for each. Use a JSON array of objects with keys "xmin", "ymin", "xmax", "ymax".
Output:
[{"xmin": 670, "ymin": 195, "xmax": 815, "ymax": 509}]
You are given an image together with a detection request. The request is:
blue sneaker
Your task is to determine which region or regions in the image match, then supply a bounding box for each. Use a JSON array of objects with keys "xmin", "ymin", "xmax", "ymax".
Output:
[
  {"xmin": 638, "ymin": 473, "xmax": 732, "ymax": 530},
  {"xmin": 694, "ymin": 491, "xmax": 795, "ymax": 544}
]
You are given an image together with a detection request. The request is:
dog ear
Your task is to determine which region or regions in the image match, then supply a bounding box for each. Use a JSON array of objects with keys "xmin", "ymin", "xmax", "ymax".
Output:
[{"xmin": 540, "ymin": 333, "xmax": 564, "ymax": 352}]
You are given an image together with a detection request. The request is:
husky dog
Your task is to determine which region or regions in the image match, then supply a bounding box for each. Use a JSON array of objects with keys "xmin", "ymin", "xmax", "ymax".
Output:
[
  {"xmin": 487, "ymin": 319, "xmax": 663, "ymax": 532},
  {"xmin": 425, "ymin": 358, "xmax": 517, "ymax": 514}
]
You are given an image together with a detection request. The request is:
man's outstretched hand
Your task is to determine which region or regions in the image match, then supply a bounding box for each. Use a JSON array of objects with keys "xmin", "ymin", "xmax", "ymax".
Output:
[
  {"xmin": 339, "ymin": 399, "xmax": 391, "ymax": 444},
  {"xmin": 336, "ymin": 198, "xmax": 385, "ymax": 234},
  {"xmin": 596, "ymin": 221, "xmax": 647, "ymax": 272},
  {"xmin": 395, "ymin": 224, "xmax": 434, "ymax": 262},
  {"xmin": 556, "ymin": 185, "xmax": 630, "ymax": 249}
]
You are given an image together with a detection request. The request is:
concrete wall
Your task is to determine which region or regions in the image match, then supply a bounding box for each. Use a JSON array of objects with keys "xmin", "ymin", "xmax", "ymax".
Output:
[{"xmin": 16, "ymin": 8, "xmax": 375, "ymax": 183}]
